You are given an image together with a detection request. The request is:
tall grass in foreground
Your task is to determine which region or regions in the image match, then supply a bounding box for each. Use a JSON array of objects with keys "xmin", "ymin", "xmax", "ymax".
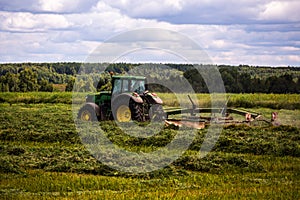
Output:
[
  {"xmin": 159, "ymin": 93, "xmax": 300, "ymax": 110},
  {"xmin": 227, "ymin": 93, "xmax": 300, "ymax": 109},
  {"xmin": 0, "ymin": 92, "xmax": 299, "ymax": 109}
]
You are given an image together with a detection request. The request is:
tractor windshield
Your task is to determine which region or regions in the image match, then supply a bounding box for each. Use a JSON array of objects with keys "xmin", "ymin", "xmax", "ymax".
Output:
[
  {"xmin": 131, "ymin": 79, "xmax": 145, "ymax": 94},
  {"xmin": 112, "ymin": 78, "xmax": 146, "ymax": 95}
]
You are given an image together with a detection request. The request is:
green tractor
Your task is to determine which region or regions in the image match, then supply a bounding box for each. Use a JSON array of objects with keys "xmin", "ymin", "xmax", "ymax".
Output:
[
  {"xmin": 78, "ymin": 75, "xmax": 165, "ymax": 122},
  {"xmin": 78, "ymin": 75, "xmax": 275, "ymax": 129}
]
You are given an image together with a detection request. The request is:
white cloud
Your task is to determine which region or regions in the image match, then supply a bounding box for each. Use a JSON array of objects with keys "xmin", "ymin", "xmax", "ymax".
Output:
[
  {"xmin": 101, "ymin": 0, "xmax": 184, "ymax": 18},
  {"xmin": 0, "ymin": 11, "xmax": 71, "ymax": 32},
  {"xmin": 100, "ymin": 0, "xmax": 272, "ymax": 24},
  {"xmin": 0, "ymin": 0, "xmax": 98, "ymax": 13},
  {"xmin": 0, "ymin": 31, "xmax": 95, "ymax": 62},
  {"xmin": 0, "ymin": 0, "xmax": 39, "ymax": 12},
  {"xmin": 101, "ymin": 0, "xmax": 300, "ymax": 25},
  {"xmin": 259, "ymin": 1, "xmax": 300, "ymax": 21},
  {"xmin": 0, "ymin": 0, "xmax": 299, "ymax": 66},
  {"xmin": 288, "ymin": 55, "xmax": 300, "ymax": 63},
  {"xmin": 38, "ymin": 0, "xmax": 66, "ymax": 12}
]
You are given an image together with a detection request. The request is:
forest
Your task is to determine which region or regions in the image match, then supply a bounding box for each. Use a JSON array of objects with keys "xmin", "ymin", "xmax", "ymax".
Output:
[{"xmin": 0, "ymin": 62, "xmax": 299, "ymax": 93}]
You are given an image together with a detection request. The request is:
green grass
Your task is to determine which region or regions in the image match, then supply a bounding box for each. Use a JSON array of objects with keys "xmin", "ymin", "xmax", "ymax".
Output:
[
  {"xmin": 0, "ymin": 92, "xmax": 73, "ymax": 104},
  {"xmin": 0, "ymin": 92, "xmax": 299, "ymax": 110},
  {"xmin": 1, "ymin": 161, "xmax": 299, "ymax": 199},
  {"xmin": 227, "ymin": 93, "xmax": 300, "ymax": 109},
  {"xmin": 0, "ymin": 102, "xmax": 299, "ymax": 199},
  {"xmin": 160, "ymin": 93, "xmax": 300, "ymax": 110}
]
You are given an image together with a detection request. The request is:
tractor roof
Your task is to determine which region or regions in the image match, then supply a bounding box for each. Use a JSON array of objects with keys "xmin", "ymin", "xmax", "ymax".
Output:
[{"xmin": 112, "ymin": 75, "xmax": 146, "ymax": 80}]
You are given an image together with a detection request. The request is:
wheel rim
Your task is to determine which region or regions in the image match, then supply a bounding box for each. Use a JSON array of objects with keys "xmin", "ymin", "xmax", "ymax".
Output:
[
  {"xmin": 81, "ymin": 110, "xmax": 92, "ymax": 121},
  {"xmin": 116, "ymin": 105, "xmax": 131, "ymax": 122}
]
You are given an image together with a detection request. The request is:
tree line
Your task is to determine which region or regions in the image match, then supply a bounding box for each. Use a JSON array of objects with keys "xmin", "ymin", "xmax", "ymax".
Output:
[
  {"xmin": 184, "ymin": 66, "xmax": 300, "ymax": 93},
  {"xmin": 0, "ymin": 63, "xmax": 299, "ymax": 93},
  {"xmin": 0, "ymin": 63, "xmax": 77, "ymax": 92}
]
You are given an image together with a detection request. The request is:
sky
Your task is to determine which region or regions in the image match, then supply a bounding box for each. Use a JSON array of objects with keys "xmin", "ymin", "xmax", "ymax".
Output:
[{"xmin": 0, "ymin": 0, "xmax": 300, "ymax": 66}]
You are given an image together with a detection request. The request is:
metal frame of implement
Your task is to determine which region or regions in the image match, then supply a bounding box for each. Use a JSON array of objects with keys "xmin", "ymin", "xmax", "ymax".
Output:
[{"xmin": 163, "ymin": 95, "xmax": 268, "ymax": 129}]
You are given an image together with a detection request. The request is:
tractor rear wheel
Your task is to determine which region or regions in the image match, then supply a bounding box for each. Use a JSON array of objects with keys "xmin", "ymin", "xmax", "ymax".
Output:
[
  {"xmin": 112, "ymin": 98, "xmax": 144, "ymax": 122},
  {"xmin": 78, "ymin": 106, "xmax": 98, "ymax": 121},
  {"xmin": 130, "ymin": 100, "xmax": 144, "ymax": 122}
]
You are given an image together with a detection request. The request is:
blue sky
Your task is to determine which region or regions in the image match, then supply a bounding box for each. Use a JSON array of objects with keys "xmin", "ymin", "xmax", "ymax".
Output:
[{"xmin": 0, "ymin": 0, "xmax": 299, "ymax": 66}]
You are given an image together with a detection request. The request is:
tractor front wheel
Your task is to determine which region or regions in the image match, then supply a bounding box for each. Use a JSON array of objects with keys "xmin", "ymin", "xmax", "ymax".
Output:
[
  {"xmin": 78, "ymin": 106, "xmax": 98, "ymax": 121},
  {"xmin": 116, "ymin": 104, "xmax": 132, "ymax": 122}
]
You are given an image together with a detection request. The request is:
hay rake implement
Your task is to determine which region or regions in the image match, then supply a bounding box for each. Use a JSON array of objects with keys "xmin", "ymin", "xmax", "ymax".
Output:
[{"xmin": 164, "ymin": 95, "xmax": 278, "ymax": 129}]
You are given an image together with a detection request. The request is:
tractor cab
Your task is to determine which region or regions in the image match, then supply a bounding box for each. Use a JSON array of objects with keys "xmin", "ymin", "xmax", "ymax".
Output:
[{"xmin": 111, "ymin": 76, "xmax": 147, "ymax": 96}]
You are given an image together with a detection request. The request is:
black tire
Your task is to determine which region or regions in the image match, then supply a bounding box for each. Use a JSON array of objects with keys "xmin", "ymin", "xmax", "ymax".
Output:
[
  {"xmin": 149, "ymin": 104, "xmax": 166, "ymax": 122},
  {"xmin": 112, "ymin": 97, "xmax": 145, "ymax": 122},
  {"xmin": 130, "ymin": 100, "xmax": 144, "ymax": 122},
  {"xmin": 78, "ymin": 105, "xmax": 98, "ymax": 121}
]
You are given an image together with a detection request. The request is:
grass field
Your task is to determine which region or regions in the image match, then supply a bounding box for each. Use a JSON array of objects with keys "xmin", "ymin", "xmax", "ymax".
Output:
[
  {"xmin": 0, "ymin": 92, "xmax": 299, "ymax": 109},
  {"xmin": 0, "ymin": 93, "xmax": 300, "ymax": 199}
]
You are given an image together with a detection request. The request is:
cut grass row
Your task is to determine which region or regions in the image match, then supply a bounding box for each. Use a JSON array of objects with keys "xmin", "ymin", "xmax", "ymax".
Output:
[
  {"xmin": 1, "ymin": 104, "xmax": 299, "ymax": 157},
  {"xmin": 0, "ymin": 92, "xmax": 299, "ymax": 109},
  {"xmin": 1, "ymin": 160, "xmax": 299, "ymax": 200},
  {"xmin": 1, "ymin": 103, "xmax": 299, "ymax": 199}
]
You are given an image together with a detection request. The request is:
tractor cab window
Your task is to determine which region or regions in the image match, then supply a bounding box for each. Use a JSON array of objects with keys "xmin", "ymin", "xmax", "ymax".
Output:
[
  {"xmin": 112, "ymin": 79, "xmax": 121, "ymax": 95},
  {"xmin": 113, "ymin": 78, "xmax": 145, "ymax": 95},
  {"xmin": 131, "ymin": 79, "xmax": 145, "ymax": 94},
  {"xmin": 122, "ymin": 79, "xmax": 129, "ymax": 92}
]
